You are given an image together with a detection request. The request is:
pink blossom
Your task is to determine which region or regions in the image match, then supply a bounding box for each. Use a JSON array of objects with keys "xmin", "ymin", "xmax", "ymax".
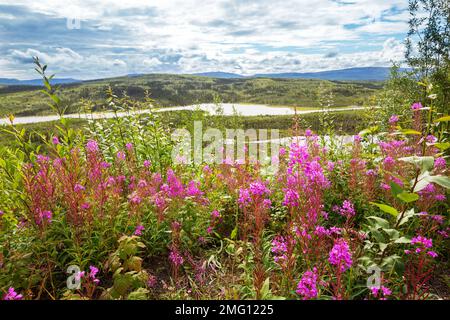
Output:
[
  {"xmin": 411, "ymin": 102, "xmax": 423, "ymax": 110},
  {"xmin": 74, "ymin": 184, "xmax": 85, "ymax": 193},
  {"xmin": 389, "ymin": 115, "xmax": 399, "ymax": 124},
  {"xmin": 328, "ymin": 239, "xmax": 352, "ymax": 272},
  {"xmin": 169, "ymin": 250, "xmax": 184, "ymax": 266},
  {"xmin": 296, "ymin": 268, "xmax": 319, "ymax": 300},
  {"xmin": 434, "ymin": 157, "xmax": 446, "ymax": 170},
  {"xmin": 52, "ymin": 136, "xmax": 60, "ymax": 145},
  {"xmin": 134, "ymin": 224, "xmax": 145, "ymax": 236},
  {"xmin": 3, "ymin": 287, "xmax": 23, "ymax": 300},
  {"xmin": 117, "ymin": 151, "xmax": 126, "ymax": 161},
  {"xmin": 86, "ymin": 140, "xmax": 99, "ymax": 153},
  {"xmin": 186, "ymin": 180, "xmax": 203, "ymax": 197},
  {"xmin": 411, "ymin": 235, "xmax": 433, "ymax": 248},
  {"xmin": 143, "ymin": 160, "xmax": 151, "ymax": 168}
]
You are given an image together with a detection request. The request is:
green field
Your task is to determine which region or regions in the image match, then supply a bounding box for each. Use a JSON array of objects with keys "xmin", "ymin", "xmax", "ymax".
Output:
[{"xmin": 0, "ymin": 74, "xmax": 383, "ymax": 117}]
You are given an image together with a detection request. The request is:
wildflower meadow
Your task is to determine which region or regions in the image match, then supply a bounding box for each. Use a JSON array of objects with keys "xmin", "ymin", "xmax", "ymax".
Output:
[{"xmin": 0, "ymin": 57, "xmax": 448, "ymax": 301}]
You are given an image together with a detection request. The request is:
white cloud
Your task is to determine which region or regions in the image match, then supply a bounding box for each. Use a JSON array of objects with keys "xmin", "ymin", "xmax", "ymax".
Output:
[{"xmin": 0, "ymin": 0, "xmax": 411, "ymax": 78}]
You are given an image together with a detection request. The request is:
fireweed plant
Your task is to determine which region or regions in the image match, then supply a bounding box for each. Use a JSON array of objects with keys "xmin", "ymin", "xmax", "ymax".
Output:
[{"xmin": 0, "ymin": 59, "xmax": 448, "ymax": 300}]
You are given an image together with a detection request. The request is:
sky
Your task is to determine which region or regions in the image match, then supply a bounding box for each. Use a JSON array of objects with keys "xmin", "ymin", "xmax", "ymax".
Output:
[{"xmin": 0, "ymin": 0, "xmax": 412, "ymax": 80}]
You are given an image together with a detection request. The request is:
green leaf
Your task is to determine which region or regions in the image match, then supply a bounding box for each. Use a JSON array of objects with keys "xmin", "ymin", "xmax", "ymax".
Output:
[
  {"xmin": 389, "ymin": 181, "xmax": 403, "ymax": 197},
  {"xmin": 127, "ymin": 288, "xmax": 149, "ymax": 300},
  {"xmin": 413, "ymin": 171, "xmax": 431, "ymax": 192},
  {"xmin": 434, "ymin": 142, "xmax": 450, "ymax": 151},
  {"xmin": 435, "ymin": 115, "xmax": 450, "ymax": 122},
  {"xmin": 394, "ymin": 237, "xmax": 411, "ymax": 244},
  {"xmin": 399, "ymin": 129, "xmax": 422, "ymax": 135},
  {"xmin": 382, "ymin": 228, "xmax": 400, "ymax": 240},
  {"xmin": 370, "ymin": 202, "xmax": 399, "ymax": 217},
  {"xmin": 359, "ymin": 126, "xmax": 379, "ymax": 136},
  {"xmin": 396, "ymin": 192, "xmax": 419, "ymax": 203},
  {"xmin": 399, "ymin": 156, "xmax": 434, "ymax": 172},
  {"xmin": 397, "ymin": 209, "xmax": 416, "ymax": 227},
  {"xmin": 367, "ymin": 216, "xmax": 390, "ymax": 229},
  {"xmin": 427, "ymin": 175, "xmax": 450, "ymax": 189},
  {"xmin": 260, "ymin": 277, "xmax": 271, "ymax": 299},
  {"xmin": 230, "ymin": 226, "xmax": 238, "ymax": 240}
]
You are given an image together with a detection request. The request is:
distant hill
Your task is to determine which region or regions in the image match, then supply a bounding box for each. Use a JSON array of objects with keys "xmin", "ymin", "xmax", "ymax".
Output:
[
  {"xmin": 191, "ymin": 72, "xmax": 244, "ymax": 78},
  {"xmin": 0, "ymin": 67, "xmax": 399, "ymax": 87},
  {"xmin": 253, "ymin": 67, "xmax": 398, "ymax": 81},
  {"xmin": 0, "ymin": 78, "xmax": 81, "ymax": 86},
  {"xmin": 192, "ymin": 67, "xmax": 403, "ymax": 81}
]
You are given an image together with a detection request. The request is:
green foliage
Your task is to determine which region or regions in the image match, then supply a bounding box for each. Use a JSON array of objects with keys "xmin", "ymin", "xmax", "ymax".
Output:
[{"xmin": 102, "ymin": 236, "xmax": 150, "ymax": 300}]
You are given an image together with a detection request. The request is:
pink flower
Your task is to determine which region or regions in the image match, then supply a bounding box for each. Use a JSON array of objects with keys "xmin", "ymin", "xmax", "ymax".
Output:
[
  {"xmin": 339, "ymin": 200, "xmax": 355, "ymax": 218},
  {"xmin": 238, "ymin": 188, "xmax": 251, "ymax": 207},
  {"xmin": 89, "ymin": 266, "xmax": 100, "ymax": 284},
  {"xmin": 134, "ymin": 224, "xmax": 145, "ymax": 236},
  {"xmin": 36, "ymin": 210, "xmax": 52, "ymax": 225},
  {"xmin": 147, "ymin": 275, "xmax": 157, "ymax": 288},
  {"xmin": 427, "ymin": 251, "xmax": 438, "ymax": 258},
  {"xmin": 283, "ymin": 189, "xmax": 299, "ymax": 207},
  {"xmin": 126, "ymin": 143, "xmax": 133, "ymax": 151},
  {"xmin": 411, "ymin": 102, "xmax": 423, "ymax": 110},
  {"xmin": 327, "ymin": 161, "xmax": 335, "ymax": 171},
  {"xmin": 81, "ymin": 202, "xmax": 91, "ymax": 210},
  {"xmin": 86, "ymin": 140, "xmax": 99, "ymax": 153},
  {"xmin": 211, "ymin": 210, "xmax": 221, "ymax": 219},
  {"xmin": 202, "ymin": 165, "xmax": 212, "ymax": 174},
  {"xmin": 328, "ymin": 239, "xmax": 352, "ymax": 272},
  {"xmin": 169, "ymin": 250, "xmax": 184, "ymax": 266},
  {"xmin": 130, "ymin": 194, "xmax": 142, "ymax": 205},
  {"xmin": 143, "ymin": 160, "xmax": 151, "ymax": 168},
  {"xmin": 426, "ymin": 135, "xmax": 437, "ymax": 143},
  {"xmin": 75, "ymin": 271, "xmax": 85, "ymax": 281},
  {"xmin": 272, "ymin": 236, "xmax": 288, "ymax": 266},
  {"xmin": 3, "ymin": 287, "xmax": 23, "ymax": 300},
  {"xmin": 434, "ymin": 157, "xmax": 446, "ymax": 170},
  {"xmin": 249, "ymin": 181, "xmax": 270, "ymax": 196},
  {"xmin": 411, "ymin": 235, "xmax": 433, "ymax": 248},
  {"xmin": 101, "ymin": 161, "xmax": 111, "ymax": 169},
  {"xmin": 117, "ymin": 151, "xmax": 126, "ymax": 161},
  {"xmin": 389, "ymin": 115, "xmax": 399, "ymax": 124},
  {"xmin": 296, "ymin": 268, "xmax": 319, "ymax": 300},
  {"xmin": 166, "ymin": 169, "xmax": 184, "ymax": 197},
  {"xmin": 52, "ymin": 136, "xmax": 60, "ymax": 145},
  {"xmin": 74, "ymin": 184, "xmax": 85, "ymax": 193},
  {"xmin": 370, "ymin": 286, "xmax": 391, "ymax": 299},
  {"xmin": 186, "ymin": 180, "xmax": 203, "ymax": 197}
]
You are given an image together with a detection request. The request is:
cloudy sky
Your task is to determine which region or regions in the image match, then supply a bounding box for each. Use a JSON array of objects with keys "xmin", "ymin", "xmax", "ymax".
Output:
[{"xmin": 0, "ymin": 0, "xmax": 411, "ymax": 80}]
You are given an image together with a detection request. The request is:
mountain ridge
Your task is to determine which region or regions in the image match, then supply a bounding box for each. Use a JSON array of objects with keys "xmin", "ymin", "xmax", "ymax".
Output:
[{"xmin": 0, "ymin": 67, "xmax": 405, "ymax": 86}]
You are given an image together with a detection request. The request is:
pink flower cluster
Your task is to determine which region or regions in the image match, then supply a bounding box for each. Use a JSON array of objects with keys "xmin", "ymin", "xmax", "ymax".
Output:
[
  {"xmin": 2, "ymin": 287, "xmax": 23, "ymax": 300},
  {"xmin": 169, "ymin": 249, "xmax": 184, "ymax": 267},
  {"xmin": 405, "ymin": 235, "xmax": 438, "ymax": 258},
  {"xmin": 296, "ymin": 268, "xmax": 319, "ymax": 300},
  {"xmin": 328, "ymin": 239, "xmax": 352, "ymax": 272},
  {"xmin": 271, "ymin": 236, "xmax": 288, "ymax": 266},
  {"xmin": 370, "ymin": 286, "xmax": 392, "ymax": 300}
]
